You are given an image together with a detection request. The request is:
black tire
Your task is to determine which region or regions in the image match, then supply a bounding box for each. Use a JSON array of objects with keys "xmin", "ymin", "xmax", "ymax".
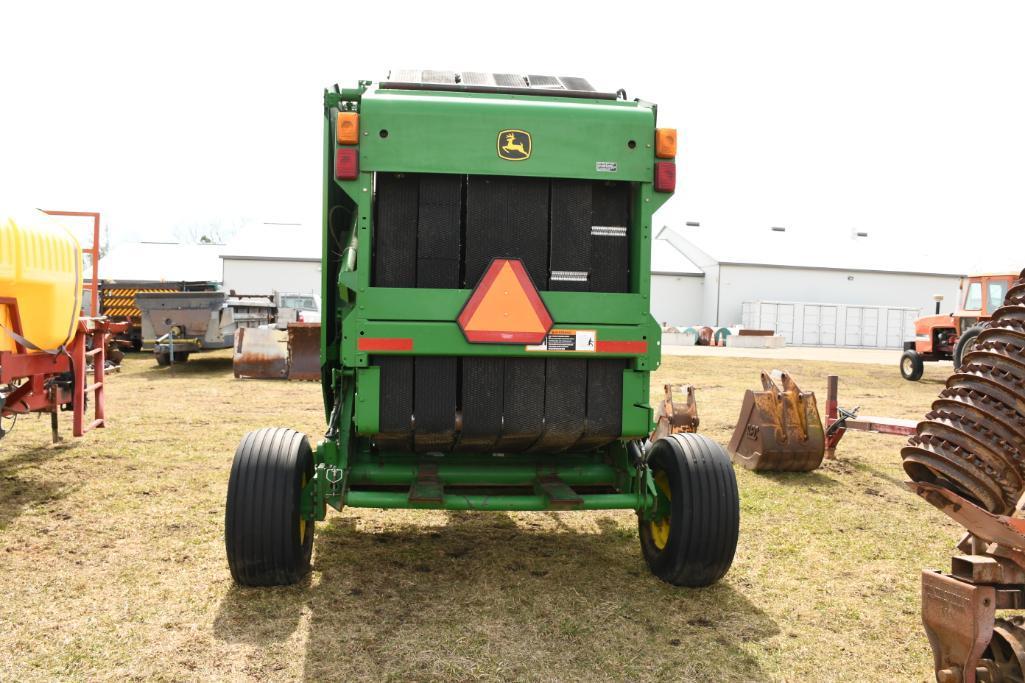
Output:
[
  {"xmin": 155, "ymin": 351, "xmax": 190, "ymax": 366},
  {"xmin": 954, "ymin": 325, "xmax": 984, "ymax": 369},
  {"xmin": 225, "ymin": 427, "xmax": 314, "ymax": 586},
  {"xmin": 638, "ymin": 433, "xmax": 740, "ymax": 587},
  {"xmin": 900, "ymin": 349, "xmax": 925, "ymax": 381}
]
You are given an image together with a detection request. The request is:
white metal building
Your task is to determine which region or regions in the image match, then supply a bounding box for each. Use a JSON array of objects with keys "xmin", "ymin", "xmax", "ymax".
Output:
[
  {"xmin": 652, "ymin": 225, "xmax": 970, "ymax": 348},
  {"xmin": 650, "ymin": 236, "xmax": 704, "ymax": 327},
  {"xmin": 220, "ymin": 255, "xmax": 320, "ymax": 296}
]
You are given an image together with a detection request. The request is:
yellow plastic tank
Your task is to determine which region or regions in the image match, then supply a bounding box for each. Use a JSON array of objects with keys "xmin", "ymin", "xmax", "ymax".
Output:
[{"xmin": 0, "ymin": 212, "xmax": 82, "ymax": 354}]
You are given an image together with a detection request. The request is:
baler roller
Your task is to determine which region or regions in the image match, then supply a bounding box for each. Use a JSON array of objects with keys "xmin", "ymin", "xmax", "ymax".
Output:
[{"xmin": 902, "ymin": 268, "xmax": 1025, "ymax": 515}]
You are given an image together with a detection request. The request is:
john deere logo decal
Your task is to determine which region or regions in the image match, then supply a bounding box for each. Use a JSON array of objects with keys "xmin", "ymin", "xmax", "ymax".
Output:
[{"xmin": 498, "ymin": 130, "xmax": 531, "ymax": 161}]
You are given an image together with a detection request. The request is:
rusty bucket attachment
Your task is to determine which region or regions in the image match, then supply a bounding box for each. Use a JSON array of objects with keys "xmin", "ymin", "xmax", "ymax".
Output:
[
  {"xmin": 233, "ymin": 327, "xmax": 289, "ymax": 379},
  {"xmin": 233, "ymin": 324, "xmax": 321, "ymax": 381},
  {"xmin": 650, "ymin": 384, "xmax": 699, "ymax": 441},
  {"xmin": 285, "ymin": 323, "xmax": 320, "ymax": 381},
  {"xmin": 728, "ymin": 370, "xmax": 825, "ymax": 472}
]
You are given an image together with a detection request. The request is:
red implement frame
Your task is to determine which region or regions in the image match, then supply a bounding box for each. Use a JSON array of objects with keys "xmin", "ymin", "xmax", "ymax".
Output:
[
  {"xmin": 41, "ymin": 210, "xmax": 100, "ymax": 316},
  {"xmin": 911, "ymin": 482, "xmax": 1025, "ymax": 682},
  {"xmin": 0, "ymin": 298, "xmax": 122, "ymax": 442},
  {"xmin": 823, "ymin": 374, "xmax": 917, "ymax": 459}
]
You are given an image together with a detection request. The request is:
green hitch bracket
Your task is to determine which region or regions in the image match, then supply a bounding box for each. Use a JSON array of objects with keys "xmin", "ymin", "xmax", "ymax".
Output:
[{"xmin": 637, "ymin": 465, "xmax": 664, "ymax": 521}]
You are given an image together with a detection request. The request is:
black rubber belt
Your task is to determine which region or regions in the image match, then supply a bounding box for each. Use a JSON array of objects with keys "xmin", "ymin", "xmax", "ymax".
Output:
[
  {"xmin": 549, "ymin": 180, "xmax": 592, "ymax": 292},
  {"xmin": 590, "ymin": 181, "xmax": 630, "ymax": 293},
  {"xmin": 464, "ymin": 176, "xmax": 549, "ymax": 289},
  {"xmin": 575, "ymin": 359, "xmax": 625, "ymax": 450},
  {"xmin": 456, "ymin": 358, "xmax": 503, "ymax": 451},
  {"xmin": 373, "ymin": 173, "xmax": 418, "ymax": 287},
  {"xmin": 496, "ymin": 358, "xmax": 545, "ymax": 451},
  {"xmin": 460, "ymin": 176, "xmax": 550, "ymax": 451},
  {"xmin": 372, "ymin": 173, "xmax": 417, "ymax": 450},
  {"xmin": 413, "ymin": 174, "xmax": 462, "ymax": 451},
  {"xmin": 530, "ymin": 359, "xmax": 587, "ymax": 451}
]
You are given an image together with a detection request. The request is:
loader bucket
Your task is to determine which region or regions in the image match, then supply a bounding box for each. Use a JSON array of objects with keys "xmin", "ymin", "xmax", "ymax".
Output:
[
  {"xmin": 728, "ymin": 371, "xmax": 825, "ymax": 472},
  {"xmin": 286, "ymin": 323, "xmax": 320, "ymax": 381},
  {"xmin": 233, "ymin": 327, "xmax": 288, "ymax": 380},
  {"xmin": 650, "ymin": 384, "xmax": 699, "ymax": 441}
]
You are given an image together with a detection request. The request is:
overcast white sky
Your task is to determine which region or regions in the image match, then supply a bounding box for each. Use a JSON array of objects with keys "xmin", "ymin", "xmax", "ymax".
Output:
[{"xmin": 2, "ymin": 2, "xmax": 1023, "ymax": 269}]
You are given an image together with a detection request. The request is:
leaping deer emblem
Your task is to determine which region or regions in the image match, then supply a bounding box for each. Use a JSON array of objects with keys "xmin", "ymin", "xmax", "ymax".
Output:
[{"xmin": 498, "ymin": 130, "xmax": 531, "ymax": 159}]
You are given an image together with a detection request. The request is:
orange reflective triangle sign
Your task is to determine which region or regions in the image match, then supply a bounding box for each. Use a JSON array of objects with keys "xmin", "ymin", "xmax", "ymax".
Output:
[{"xmin": 458, "ymin": 258, "xmax": 553, "ymax": 344}]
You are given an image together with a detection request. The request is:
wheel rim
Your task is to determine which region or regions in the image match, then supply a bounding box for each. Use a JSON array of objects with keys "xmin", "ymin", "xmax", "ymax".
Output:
[
  {"xmin": 298, "ymin": 473, "xmax": 308, "ymax": 545},
  {"xmin": 649, "ymin": 470, "xmax": 671, "ymax": 550},
  {"xmin": 982, "ymin": 619, "xmax": 1025, "ymax": 683},
  {"xmin": 902, "ymin": 357, "xmax": 914, "ymax": 375}
]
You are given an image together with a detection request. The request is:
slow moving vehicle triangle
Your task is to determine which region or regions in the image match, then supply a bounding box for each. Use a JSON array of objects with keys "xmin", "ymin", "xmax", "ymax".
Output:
[{"xmin": 457, "ymin": 258, "xmax": 553, "ymax": 344}]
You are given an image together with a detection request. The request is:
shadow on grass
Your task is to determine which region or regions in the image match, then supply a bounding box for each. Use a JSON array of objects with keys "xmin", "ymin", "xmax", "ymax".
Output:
[
  {"xmin": 754, "ymin": 469, "xmax": 840, "ymax": 488},
  {"xmin": 141, "ymin": 355, "xmax": 234, "ymax": 379},
  {"xmin": 0, "ymin": 440, "xmax": 78, "ymax": 530},
  {"xmin": 212, "ymin": 512, "xmax": 776, "ymax": 680}
]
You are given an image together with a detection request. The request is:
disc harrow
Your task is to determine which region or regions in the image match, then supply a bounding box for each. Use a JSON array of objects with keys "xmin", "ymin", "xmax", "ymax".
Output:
[{"xmin": 903, "ymin": 268, "xmax": 1025, "ymax": 515}]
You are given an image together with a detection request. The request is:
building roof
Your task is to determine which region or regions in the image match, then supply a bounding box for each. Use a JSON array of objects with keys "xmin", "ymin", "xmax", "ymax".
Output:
[
  {"xmin": 93, "ymin": 222, "xmax": 320, "ymax": 282},
  {"xmin": 91, "ymin": 242, "xmax": 224, "ymax": 282},
  {"xmin": 651, "ymin": 237, "xmax": 703, "ymax": 275},
  {"xmin": 657, "ymin": 224, "xmax": 989, "ymax": 277}
]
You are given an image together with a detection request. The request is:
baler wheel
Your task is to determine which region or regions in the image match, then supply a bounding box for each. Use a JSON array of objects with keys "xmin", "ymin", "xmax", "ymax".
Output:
[
  {"xmin": 225, "ymin": 427, "xmax": 314, "ymax": 586},
  {"xmin": 900, "ymin": 350, "xmax": 925, "ymax": 381},
  {"xmin": 638, "ymin": 433, "xmax": 739, "ymax": 587}
]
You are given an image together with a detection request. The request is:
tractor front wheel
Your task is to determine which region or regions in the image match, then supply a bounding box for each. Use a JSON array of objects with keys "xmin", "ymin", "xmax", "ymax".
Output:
[
  {"xmin": 900, "ymin": 349, "xmax": 925, "ymax": 381},
  {"xmin": 225, "ymin": 427, "xmax": 314, "ymax": 586},
  {"xmin": 639, "ymin": 433, "xmax": 740, "ymax": 587}
]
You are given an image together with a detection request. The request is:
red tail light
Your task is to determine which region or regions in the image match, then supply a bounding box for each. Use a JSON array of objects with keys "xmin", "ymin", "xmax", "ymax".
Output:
[
  {"xmin": 654, "ymin": 161, "xmax": 676, "ymax": 192},
  {"xmin": 335, "ymin": 148, "xmax": 359, "ymax": 180}
]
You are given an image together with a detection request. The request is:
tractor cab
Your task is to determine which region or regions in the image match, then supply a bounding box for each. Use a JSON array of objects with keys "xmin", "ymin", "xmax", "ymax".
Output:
[
  {"xmin": 900, "ymin": 272, "xmax": 1017, "ymax": 380},
  {"xmin": 955, "ymin": 273, "xmax": 1014, "ymax": 329}
]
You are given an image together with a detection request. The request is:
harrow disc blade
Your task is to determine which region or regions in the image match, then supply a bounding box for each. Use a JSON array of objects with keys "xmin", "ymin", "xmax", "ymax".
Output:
[{"xmin": 981, "ymin": 618, "xmax": 1025, "ymax": 683}]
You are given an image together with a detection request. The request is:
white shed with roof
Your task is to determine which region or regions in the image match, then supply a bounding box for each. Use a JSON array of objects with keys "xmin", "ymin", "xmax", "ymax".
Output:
[{"xmin": 652, "ymin": 224, "xmax": 980, "ymax": 348}]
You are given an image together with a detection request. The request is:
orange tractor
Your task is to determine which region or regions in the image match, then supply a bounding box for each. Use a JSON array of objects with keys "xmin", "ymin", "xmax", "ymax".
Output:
[{"xmin": 900, "ymin": 273, "xmax": 1018, "ymax": 381}]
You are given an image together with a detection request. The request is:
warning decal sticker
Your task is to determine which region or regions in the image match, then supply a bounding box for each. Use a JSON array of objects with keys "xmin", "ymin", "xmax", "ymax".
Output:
[{"xmin": 526, "ymin": 329, "xmax": 597, "ymax": 352}]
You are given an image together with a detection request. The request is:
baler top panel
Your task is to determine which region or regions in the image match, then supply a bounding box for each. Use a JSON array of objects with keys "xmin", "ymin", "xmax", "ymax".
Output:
[
  {"xmin": 356, "ymin": 85, "xmax": 656, "ymax": 182},
  {"xmin": 382, "ymin": 70, "xmax": 616, "ymax": 100}
]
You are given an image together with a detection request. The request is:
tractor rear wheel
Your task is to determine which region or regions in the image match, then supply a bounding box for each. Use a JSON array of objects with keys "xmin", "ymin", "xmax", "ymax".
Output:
[
  {"xmin": 954, "ymin": 325, "xmax": 984, "ymax": 369},
  {"xmin": 900, "ymin": 349, "xmax": 925, "ymax": 381},
  {"xmin": 639, "ymin": 433, "xmax": 739, "ymax": 587},
  {"xmin": 225, "ymin": 427, "xmax": 314, "ymax": 586}
]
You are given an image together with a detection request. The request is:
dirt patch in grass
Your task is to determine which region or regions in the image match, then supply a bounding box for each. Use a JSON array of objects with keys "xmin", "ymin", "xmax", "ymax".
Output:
[{"xmin": 0, "ymin": 349, "xmax": 958, "ymax": 681}]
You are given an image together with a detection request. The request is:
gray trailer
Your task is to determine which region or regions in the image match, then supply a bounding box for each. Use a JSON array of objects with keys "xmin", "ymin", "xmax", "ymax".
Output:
[{"xmin": 136, "ymin": 291, "xmax": 274, "ymax": 365}]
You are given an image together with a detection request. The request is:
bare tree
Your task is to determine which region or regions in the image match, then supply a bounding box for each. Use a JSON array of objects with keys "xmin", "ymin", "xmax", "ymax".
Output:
[{"xmin": 172, "ymin": 216, "xmax": 248, "ymax": 245}]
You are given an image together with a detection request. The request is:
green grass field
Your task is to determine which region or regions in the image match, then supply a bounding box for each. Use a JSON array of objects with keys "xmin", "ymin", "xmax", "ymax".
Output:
[{"xmin": 0, "ymin": 350, "xmax": 962, "ymax": 681}]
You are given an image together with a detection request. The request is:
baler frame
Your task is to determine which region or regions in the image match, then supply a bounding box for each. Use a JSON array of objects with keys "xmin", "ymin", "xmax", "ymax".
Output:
[
  {"xmin": 307, "ymin": 83, "xmax": 668, "ymax": 521},
  {"xmin": 225, "ymin": 75, "xmax": 738, "ymax": 589}
]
